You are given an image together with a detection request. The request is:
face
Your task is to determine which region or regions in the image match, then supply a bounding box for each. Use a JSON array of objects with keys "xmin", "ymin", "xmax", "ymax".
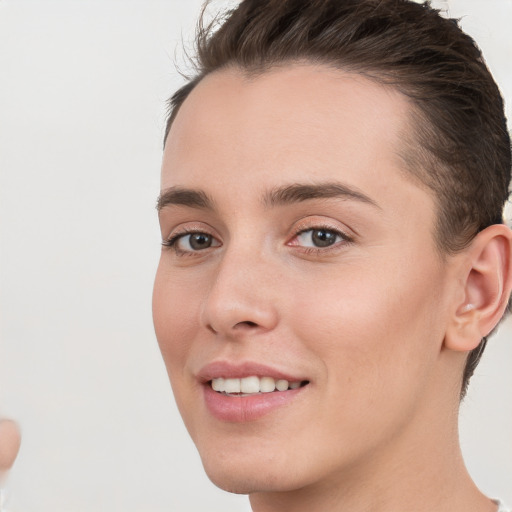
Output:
[{"xmin": 153, "ymin": 65, "xmax": 458, "ymax": 495}]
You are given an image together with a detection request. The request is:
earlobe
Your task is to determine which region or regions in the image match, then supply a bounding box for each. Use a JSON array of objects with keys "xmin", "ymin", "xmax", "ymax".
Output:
[{"xmin": 444, "ymin": 224, "xmax": 512, "ymax": 353}]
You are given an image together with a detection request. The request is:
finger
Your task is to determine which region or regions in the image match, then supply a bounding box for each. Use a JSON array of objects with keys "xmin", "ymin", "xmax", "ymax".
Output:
[{"xmin": 0, "ymin": 420, "xmax": 21, "ymax": 472}]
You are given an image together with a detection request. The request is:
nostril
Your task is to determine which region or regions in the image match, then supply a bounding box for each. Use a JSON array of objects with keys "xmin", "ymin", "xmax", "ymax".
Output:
[
  {"xmin": 206, "ymin": 320, "xmax": 258, "ymax": 335},
  {"xmin": 236, "ymin": 321, "xmax": 258, "ymax": 328}
]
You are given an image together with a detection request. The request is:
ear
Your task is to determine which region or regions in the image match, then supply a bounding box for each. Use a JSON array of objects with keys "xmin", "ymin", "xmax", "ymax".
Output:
[{"xmin": 444, "ymin": 224, "xmax": 512, "ymax": 352}]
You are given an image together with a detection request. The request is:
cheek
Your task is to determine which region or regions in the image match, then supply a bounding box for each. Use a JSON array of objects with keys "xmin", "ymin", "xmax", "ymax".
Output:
[
  {"xmin": 152, "ymin": 262, "xmax": 210, "ymax": 440},
  {"xmin": 288, "ymin": 258, "xmax": 446, "ymax": 403},
  {"xmin": 152, "ymin": 262, "xmax": 202, "ymax": 375}
]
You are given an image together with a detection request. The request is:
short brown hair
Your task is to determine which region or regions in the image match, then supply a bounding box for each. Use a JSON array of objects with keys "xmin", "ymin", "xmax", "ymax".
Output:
[{"xmin": 164, "ymin": 0, "xmax": 511, "ymax": 397}]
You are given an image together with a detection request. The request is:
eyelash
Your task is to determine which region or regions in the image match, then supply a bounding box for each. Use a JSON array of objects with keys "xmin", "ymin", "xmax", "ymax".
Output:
[
  {"xmin": 161, "ymin": 225, "xmax": 352, "ymax": 256},
  {"xmin": 161, "ymin": 229, "xmax": 217, "ymax": 256},
  {"xmin": 290, "ymin": 225, "xmax": 352, "ymax": 255}
]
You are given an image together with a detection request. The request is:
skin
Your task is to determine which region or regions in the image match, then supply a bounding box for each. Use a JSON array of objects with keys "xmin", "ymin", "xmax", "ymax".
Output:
[
  {"xmin": 0, "ymin": 419, "xmax": 21, "ymax": 480},
  {"xmin": 153, "ymin": 65, "xmax": 505, "ymax": 512}
]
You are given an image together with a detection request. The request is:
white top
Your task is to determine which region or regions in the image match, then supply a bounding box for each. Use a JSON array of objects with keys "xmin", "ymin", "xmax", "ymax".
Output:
[{"xmin": 496, "ymin": 500, "xmax": 510, "ymax": 512}]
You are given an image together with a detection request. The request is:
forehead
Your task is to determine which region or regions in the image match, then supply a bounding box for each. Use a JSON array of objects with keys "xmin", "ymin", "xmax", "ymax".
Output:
[{"xmin": 162, "ymin": 64, "xmax": 432, "ymax": 222}]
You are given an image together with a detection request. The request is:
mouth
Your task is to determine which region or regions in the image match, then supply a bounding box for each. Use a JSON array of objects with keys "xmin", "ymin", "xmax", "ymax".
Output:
[
  {"xmin": 210, "ymin": 375, "xmax": 309, "ymax": 397},
  {"xmin": 199, "ymin": 362, "xmax": 311, "ymax": 422}
]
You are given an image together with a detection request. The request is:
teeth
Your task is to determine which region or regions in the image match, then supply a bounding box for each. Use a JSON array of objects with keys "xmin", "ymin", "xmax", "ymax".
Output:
[
  {"xmin": 240, "ymin": 376, "xmax": 260, "ymax": 393},
  {"xmin": 275, "ymin": 379, "xmax": 289, "ymax": 391},
  {"xmin": 211, "ymin": 377, "xmax": 224, "ymax": 392},
  {"xmin": 224, "ymin": 378, "xmax": 241, "ymax": 393},
  {"xmin": 210, "ymin": 376, "xmax": 304, "ymax": 394},
  {"xmin": 260, "ymin": 376, "xmax": 276, "ymax": 393}
]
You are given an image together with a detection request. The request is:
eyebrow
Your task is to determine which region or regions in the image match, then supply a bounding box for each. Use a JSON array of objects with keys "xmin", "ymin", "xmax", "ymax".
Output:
[
  {"xmin": 156, "ymin": 187, "xmax": 215, "ymax": 212},
  {"xmin": 262, "ymin": 182, "xmax": 381, "ymax": 209},
  {"xmin": 156, "ymin": 181, "xmax": 380, "ymax": 212}
]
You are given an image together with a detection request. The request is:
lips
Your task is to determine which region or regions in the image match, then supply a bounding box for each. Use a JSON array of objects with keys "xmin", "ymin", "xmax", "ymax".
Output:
[{"xmin": 198, "ymin": 361, "xmax": 310, "ymax": 422}]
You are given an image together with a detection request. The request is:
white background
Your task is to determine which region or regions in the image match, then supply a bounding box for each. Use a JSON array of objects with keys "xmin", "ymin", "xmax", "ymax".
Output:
[{"xmin": 0, "ymin": 1, "xmax": 510, "ymax": 510}]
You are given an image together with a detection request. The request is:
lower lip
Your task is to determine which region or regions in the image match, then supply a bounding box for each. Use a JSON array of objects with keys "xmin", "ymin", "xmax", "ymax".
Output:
[{"xmin": 203, "ymin": 383, "xmax": 306, "ymax": 422}]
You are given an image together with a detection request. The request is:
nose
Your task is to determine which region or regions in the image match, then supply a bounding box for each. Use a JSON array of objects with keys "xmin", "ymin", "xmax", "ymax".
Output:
[{"xmin": 199, "ymin": 245, "xmax": 279, "ymax": 338}]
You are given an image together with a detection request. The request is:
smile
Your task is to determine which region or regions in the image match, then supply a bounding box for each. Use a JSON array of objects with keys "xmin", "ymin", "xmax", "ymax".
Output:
[
  {"xmin": 199, "ymin": 363, "xmax": 310, "ymax": 422},
  {"xmin": 210, "ymin": 376, "xmax": 306, "ymax": 395}
]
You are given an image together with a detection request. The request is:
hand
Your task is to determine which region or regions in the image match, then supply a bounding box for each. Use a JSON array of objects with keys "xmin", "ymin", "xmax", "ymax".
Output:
[{"xmin": 0, "ymin": 420, "xmax": 21, "ymax": 475}]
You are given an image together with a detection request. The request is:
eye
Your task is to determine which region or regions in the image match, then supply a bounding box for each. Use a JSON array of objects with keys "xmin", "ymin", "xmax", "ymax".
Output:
[
  {"xmin": 180, "ymin": 233, "xmax": 214, "ymax": 251},
  {"xmin": 162, "ymin": 231, "xmax": 220, "ymax": 254},
  {"xmin": 294, "ymin": 228, "xmax": 346, "ymax": 248}
]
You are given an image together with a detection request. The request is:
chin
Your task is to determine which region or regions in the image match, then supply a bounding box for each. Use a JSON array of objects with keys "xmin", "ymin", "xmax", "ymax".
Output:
[
  {"xmin": 198, "ymin": 442, "xmax": 317, "ymax": 495},
  {"xmin": 203, "ymin": 462, "xmax": 296, "ymax": 495},
  {"xmin": 205, "ymin": 469, "xmax": 264, "ymax": 495}
]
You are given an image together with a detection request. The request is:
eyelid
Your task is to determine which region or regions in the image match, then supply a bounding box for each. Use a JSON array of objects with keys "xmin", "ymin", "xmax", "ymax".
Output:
[
  {"xmin": 290, "ymin": 217, "xmax": 354, "ymax": 240},
  {"xmin": 161, "ymin": 223, "xmax": 222, "ymax": 254},
  {"xmin": 286, "ymin": 218, "xmax": 354, "ymax": 253},
  {"xmin": 289, "ymin": 227, "xmax": 350, "ymax": 245},
  {"xmin": 162, "ymin": 221, "xmax": 218, "ymax": 242}
]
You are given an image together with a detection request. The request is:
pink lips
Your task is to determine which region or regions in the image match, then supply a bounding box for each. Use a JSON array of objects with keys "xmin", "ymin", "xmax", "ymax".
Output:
[{"xmin": 198, "ymin": 361, "xmax": 308, "ymax": 423}]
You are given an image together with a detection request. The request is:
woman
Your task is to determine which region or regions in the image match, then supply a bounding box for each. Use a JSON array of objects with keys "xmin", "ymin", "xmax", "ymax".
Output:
[{"xmin": 153, "ymin": 1, "xmax": 512, "ymax": 511}]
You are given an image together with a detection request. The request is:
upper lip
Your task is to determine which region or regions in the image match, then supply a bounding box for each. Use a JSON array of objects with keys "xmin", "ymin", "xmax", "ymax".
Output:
[{"xmin": 197, "ymin": 360, "xmax": 307, "ymax": 384}]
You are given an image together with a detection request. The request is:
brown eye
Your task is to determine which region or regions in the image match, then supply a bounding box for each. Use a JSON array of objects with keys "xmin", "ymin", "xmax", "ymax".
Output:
[
  {"xmin": 311, "ymin": 229, "xmax": 338, "ymax": 247},
  {"xmin": 296, "ymin": 228, "xmax": 344, "ymax": 248},
  {"xmin": 177, "ymin": 232, "xmax": 214, "ymax": 251},
  {"xmin": 162, "ymin": 230, "xmax": 220, "ymax": 253},
  {"xmin": 188, "ymin": 233, "xmax": 213, "ymax": 250}
]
